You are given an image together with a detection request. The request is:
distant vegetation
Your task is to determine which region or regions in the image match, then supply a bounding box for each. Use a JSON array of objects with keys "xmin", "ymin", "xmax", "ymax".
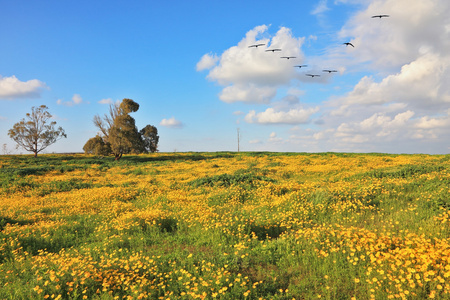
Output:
[
  {"xmin": 1, "ymin": 152, "xmax": 450, "ymax": 299},
  {"xmin": 84, "ymin": 98, "xmax": 159, "ymax": 160}
]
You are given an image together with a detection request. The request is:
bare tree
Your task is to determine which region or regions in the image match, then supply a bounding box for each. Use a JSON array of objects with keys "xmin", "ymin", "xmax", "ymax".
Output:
[{"xmin": 8, "ymin": 105, "xmax": 66, "ymax": 157}]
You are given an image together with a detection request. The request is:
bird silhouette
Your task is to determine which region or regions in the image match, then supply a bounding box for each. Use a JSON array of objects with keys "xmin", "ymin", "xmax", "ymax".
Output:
[
  {"xmin": 294, "ymin": 65, "xmax": 308, "ymax": 68},
  {"xmin": 306, "ymin": 74, "xmax": 320, "ymax": 78},
  {"xmin": 248, "ymin": 43, "xmax": 265, "ymax": 48},
  {"xmin": 281, "ymin": 56, "xmax": 296, "ymax": 60},
  {"xmin": 343, "ymin": 42, "xmax": 354, "ymax": 47},
  {"xmin": 265, "ymin": 49, "xmax": 282, "ymax": 52},
  {"xmin": 323, "ymin": 70, "xmax": 338, "ymax": 73},
  {"xmin": 372, "ymin": 15, "xmax": 389, "ymax": 18}
]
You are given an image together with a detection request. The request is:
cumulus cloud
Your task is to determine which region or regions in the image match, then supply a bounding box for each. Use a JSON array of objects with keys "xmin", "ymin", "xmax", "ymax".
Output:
[
  {"xmin": 196, "ymin": 53, "xmax": 219, "ymax": 71},
  {"xmin": 57, "ymin": 94, "xmax": 85, "ymax": 106},
  {"xmin": 160, "ymin": 117, "xmax": 183, "ymax": 128},
  {"xmin": 198, "ymin": 25, "xmax": 305, "ymax": 103},
  {"xmin": 310, "ymin": 0, "xmax": 450, "ymax": 153},
  {"xmin": 245, "ymin": 106, "xmax": 319, "ymax": 125},
  {"xmin": 0, "ymin": 75, "xmax": 47, "ymax": 99},
  {"xmin": 336, "ymin": 0, "xmax": 450, "ymax": 71},
  {"xmin": 220, "ymin": 84, "xmax": 277, "ymax": 104}
]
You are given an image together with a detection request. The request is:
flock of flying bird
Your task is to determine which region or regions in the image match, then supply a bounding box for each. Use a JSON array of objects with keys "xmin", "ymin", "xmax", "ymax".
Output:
[{"xmin": 248, "ymin": 14, "xmax": 390, "ymax": 78}]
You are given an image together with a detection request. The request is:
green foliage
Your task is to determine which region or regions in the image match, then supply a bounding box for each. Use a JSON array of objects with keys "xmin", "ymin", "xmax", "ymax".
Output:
[
  {"xmin": 140, "ymin": 124, "xmax": 159, "ymax": 153},
  {"xmin": 83, "ymin": 135, "xmax": 111, "ymax": 156},
  {"xmin": 365, "ymin": 164, "xmax": 445, "ymax": 178},
  {"xmin": 86, "ymin": 98, "xmax": 159, "ymax": 160},
  {"xmin": 189, "ymin": 173, "xmax": 276, "ymax": 188}
]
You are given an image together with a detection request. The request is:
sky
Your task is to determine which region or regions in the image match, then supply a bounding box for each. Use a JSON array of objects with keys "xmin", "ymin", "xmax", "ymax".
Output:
[{"xmin": 1, "ymin": 0, "xmax": 450, "ymax": 154}]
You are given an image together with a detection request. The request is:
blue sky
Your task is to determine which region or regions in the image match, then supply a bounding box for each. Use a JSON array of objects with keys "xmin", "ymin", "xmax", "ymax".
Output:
[{"xmin": 1, "ymin": 0, "xmax": 450, "ymax": 154}]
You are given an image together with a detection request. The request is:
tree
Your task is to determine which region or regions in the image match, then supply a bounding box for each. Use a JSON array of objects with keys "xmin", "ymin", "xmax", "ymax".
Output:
[
  {"xmin": 8, "ymin": 105, "xmax": 66, "ymax": 157},
  {"xmin": 85, "ymin": 99, "xmax": 159, "ymax": 160},
  {"xmin": 140, "ymin": 125, "xmax": 159, "ymax": 153},
  {"xmin": 83, "ymin": 135, "xmax": 111, "ymax": 156}
]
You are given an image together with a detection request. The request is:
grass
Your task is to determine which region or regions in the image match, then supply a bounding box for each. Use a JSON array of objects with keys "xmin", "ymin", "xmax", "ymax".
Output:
[{"xmin": 0, "ymin": 152, "xmax": 449, "ymax": 299}]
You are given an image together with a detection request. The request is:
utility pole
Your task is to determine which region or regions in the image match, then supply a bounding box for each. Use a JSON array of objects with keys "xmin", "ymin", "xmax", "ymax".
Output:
[{"xmin": 237, "ymin": 128, "xmax": 240, "ymax": 152}]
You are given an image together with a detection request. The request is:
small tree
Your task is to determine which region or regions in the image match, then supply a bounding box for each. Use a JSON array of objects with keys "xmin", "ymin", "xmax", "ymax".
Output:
[
  {"xmin": 83, "ymin": 135, "xmax": 111, "ymax": 156},
  {"xmin": 140, "ymin": 125, "xmax": 159, "ymax": 153},
  {"xmin": 86, "ymin": 98, "xmax": 159, "ymax": 160},
  {"xmin": 8, "ymin": 105, "xmax": 66, "ymax": 157}
]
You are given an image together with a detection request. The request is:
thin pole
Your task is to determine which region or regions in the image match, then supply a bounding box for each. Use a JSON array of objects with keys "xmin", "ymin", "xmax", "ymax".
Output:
[{"xmin": 237, "ymin": 128, "xmax": 240, "ymax": 152}]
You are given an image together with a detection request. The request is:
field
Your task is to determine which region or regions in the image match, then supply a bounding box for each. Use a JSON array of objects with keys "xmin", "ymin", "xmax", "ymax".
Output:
[{"xmin": 1, "ymin": 152, "xmax": 450, "ymax": 300}]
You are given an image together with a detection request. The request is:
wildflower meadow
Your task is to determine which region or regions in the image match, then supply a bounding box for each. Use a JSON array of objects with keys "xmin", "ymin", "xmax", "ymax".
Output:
[{"xmin": 1, "ymin": 152, "xmax": 449, "ymax": 299}]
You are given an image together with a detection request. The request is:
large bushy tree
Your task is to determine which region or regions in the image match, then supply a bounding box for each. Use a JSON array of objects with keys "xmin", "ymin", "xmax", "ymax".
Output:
[
  {"xmin": 82, "ymin": 135, "xmax": 111, "ymax": 156},
  {"xmin": 85, "ymin": 99, "xmax": 159, "ymax": 160},
  {"xmin": 8, "ymin": 105, "xmax": 66, "ymax": 157}
]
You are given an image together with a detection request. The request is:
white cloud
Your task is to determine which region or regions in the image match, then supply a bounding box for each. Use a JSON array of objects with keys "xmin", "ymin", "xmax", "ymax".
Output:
[
  {"xmin": 160, "ymin": 117, "xmax": 183, "ymax": 128},
  {"xmin": 335, "ymin": 0, "xmax": 450, "ymax": 71},
  {"xmin": 219, "ymin": 84, "xmax": 277, "ymax": 104},
  {"xmin": 57, "ymin": 94, "xmax": 84, "ymax": 106},
  {"xmin": 415, "ymin": 111, "xmax": 450, "ymax": 129},
  {"xmin": 196, "ymin": 53, "xmax": 219, "ymax": 71},
  {"xmin": 98, "ymin": 98, "xmax": 114, "ymax": 105},
  {"xmin": 72, "ymin": 94, "xmax": 83, "ymax": 104},
  {"xmin": 0, "ymin": 75, "xmax": 47, "ymax": 99},
  {"xmin": 196, "ymin": 0, "xmax": 450, "ymax": 154},
  {"xmin": 311, "ymin": 0, "xmax": 330, "ymax": 15},
  {"xmin": 309, "ymin": 0, "xmax": 450, "ymax": 154},
  {"xmin": 336, "ymin": 52, "xmax": 450, "ymax": 110},
  {"xmin": 199, "ymin": 25, "xmax": 305, "ymax": 103},
  {"xmin": 268, "ymin": 132, "xmax": 284, "ymax": 143},
  {"xmin": 245, "ymin": 107, "xmax": 319, "ymax": 124}
]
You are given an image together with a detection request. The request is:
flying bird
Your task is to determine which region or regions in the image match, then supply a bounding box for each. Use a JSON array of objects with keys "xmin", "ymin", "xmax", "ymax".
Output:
[
  {"xmin": 323, "ymin": 69, "xmax": 338, "ymax": 73},
  {"xmin": 343, "ymin": 42, "xmax": 354, "ymax": 47},
  {"xmin": 248, "ymin": 43, "xmax": 265, "ymax": 48},
  {"xmin": 294, "ymin": 65, "xmax": 308, "ymax": 68},
  {"xmin": 265, "ymin": 49, "xmax": 282, "ymax": 52},
  {"xmin": 306, "ymin": 74, "xmax": 320, "ymax": 78},
  {"xmin": 281, "ymin": 56, "xmax": 296, "ymax": 60},
  {"xmin": 372, "ymin": 15, "xmax": 389, "ymax": 18}
]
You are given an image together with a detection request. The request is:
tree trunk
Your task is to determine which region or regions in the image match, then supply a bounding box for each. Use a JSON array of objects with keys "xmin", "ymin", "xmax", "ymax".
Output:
[
  {"xmin": 34, "ymin": 151, "xmax": 38, "ymax": 158},
  {"xmin": 114, "ymin": 153, "xmax": 122, "ymax": 161}
]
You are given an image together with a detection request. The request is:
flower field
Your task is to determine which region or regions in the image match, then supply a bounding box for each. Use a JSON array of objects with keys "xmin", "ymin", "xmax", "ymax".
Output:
[{"xmin": 1, "ymin": 152, "xmax": 450, "ymax": 299}]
